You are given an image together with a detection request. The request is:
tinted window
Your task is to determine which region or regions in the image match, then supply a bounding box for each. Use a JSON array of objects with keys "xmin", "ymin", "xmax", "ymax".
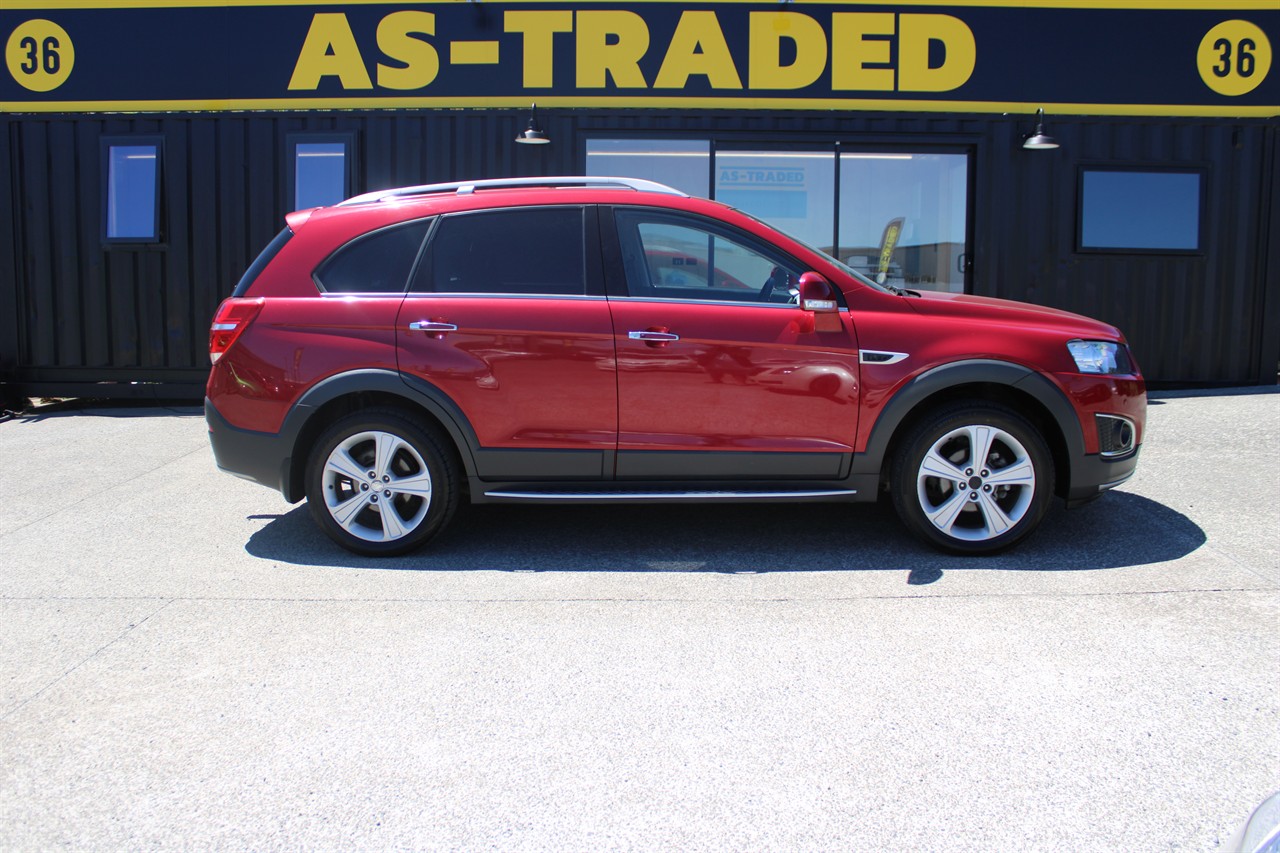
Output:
[
  {"xmin": 1079, "ymin": 169, "xmax": 1203, "ymax": 252},
  {"xmin": 614, "ymin": 210, "xmax": 801, "ymax": 303},
  {"xmin": 416, "ymin": 208, "xmax": 585, "ymax": 295},
  {"xmin": 314, "ymin": 220, "xmax": 432, "ymax": 294}
]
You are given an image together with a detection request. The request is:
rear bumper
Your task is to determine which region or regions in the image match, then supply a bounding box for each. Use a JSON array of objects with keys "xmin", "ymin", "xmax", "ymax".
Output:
[{"xmin": 205, "ymin": 398, "xmax": 297, "ymax": 501}]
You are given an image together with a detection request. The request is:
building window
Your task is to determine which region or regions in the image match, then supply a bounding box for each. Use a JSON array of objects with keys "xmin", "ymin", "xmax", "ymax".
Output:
[
  {"xmin": 1079, "ymin": 168, "xmax": 1204, "ymax": 253},
  {"xmin": 103, "ymin": 139, "xmax": 161, "ymax": 243},
  {"xmin": 588, "ymin": 138, "xmax": 973, "ymax": 294},
  {"xmin": 585, "ymin": 139, "xmax": 711, "ymax": 198},
  {"xmin": 289, "ymin": 135, "xmax": 352, "ymax": 211}
]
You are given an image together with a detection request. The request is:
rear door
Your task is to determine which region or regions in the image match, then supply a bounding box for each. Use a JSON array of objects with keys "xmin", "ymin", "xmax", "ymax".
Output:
[{"xmin": 395, "ymin": 205, "xmax": 617, "ymax": 481}]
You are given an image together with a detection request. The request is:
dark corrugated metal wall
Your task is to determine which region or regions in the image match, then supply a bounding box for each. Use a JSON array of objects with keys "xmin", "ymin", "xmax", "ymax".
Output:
[{"xmin": 1, "ymin": 109, "xmax": 1276, "ymax": 394}]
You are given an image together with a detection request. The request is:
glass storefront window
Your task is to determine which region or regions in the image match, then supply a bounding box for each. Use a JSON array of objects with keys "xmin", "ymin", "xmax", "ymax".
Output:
[
  {"xmin": 588, "ymin": 139, "xmax": 971, "ymax": 293},
  {"xmin": 714, "ymin": 151, "xmax": 836, "ymax": 256},
  {"xmin": 839, "ymin": 152, "xmax": 969, "ymax": 293},
  {"xmin": 585, "ymin": 139, "xmax": 711, "ymax": 198},
  {"xmin": 1079, "ymin": 169, "xmax": 1202, "ymax": 252}
]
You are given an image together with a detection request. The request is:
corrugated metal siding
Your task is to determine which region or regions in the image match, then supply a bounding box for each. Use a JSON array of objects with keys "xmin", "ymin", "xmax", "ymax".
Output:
[{"xmin": 0, "ymin": 109, "xmax": 1276, "ymax": 394}]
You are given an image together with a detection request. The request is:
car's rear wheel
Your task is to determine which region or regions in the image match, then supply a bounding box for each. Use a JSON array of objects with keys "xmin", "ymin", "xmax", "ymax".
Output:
[
  {"xmin": 305, "ymin": 409, "xmax": 459, "ymax": 556},
  {"xmin": 891, "ymin": 403, "xmax": 1054, "ymax": 555}
]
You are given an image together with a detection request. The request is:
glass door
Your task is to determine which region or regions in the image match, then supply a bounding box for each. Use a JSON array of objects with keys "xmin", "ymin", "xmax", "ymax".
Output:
[{"xmin": 838, "ymin": 152, "xmax": 970, "ymax": 293}]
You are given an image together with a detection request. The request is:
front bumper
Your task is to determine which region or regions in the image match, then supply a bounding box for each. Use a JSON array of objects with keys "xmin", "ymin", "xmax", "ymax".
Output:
[{"xmin": 1065, "ymin": 445, "xmax": 1141, "ymax": 507}]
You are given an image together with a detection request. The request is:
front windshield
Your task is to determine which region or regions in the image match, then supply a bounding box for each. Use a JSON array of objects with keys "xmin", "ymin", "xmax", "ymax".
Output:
[{"xmin": 730, "ymin": 206, "xmax": 901, "ymax": 295}]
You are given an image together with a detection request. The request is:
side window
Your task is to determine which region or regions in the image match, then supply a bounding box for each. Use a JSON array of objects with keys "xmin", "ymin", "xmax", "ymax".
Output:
[
  {"xmin": 1077, "ymin": 168, "xmax": 1203, "ymax": 253},
  {"xmin": 288, "ymin": 134, "xmax": 353, "ymax": 210},
  {"xmin": 414, "ymin": 207, "xmax": 586, "ymax": 295},
  {"xmin": 103, "ymin": 138, "xmax": 162, "ymax": 243},
  {"xmin": 313, "ymin": 219, "xmax": 432, "ymax": 294},
  {"xmin": 613, "ymin": 210, "xmax": 801, "ymax": 303}
]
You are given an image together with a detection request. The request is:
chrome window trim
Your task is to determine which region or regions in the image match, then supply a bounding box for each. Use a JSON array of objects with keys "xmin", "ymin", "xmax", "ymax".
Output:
[
  {"xmin": 617, "ymin": 296, "xmax": 849, "ymax": 311},
  {"xmin": 402, "ymin": 292, "xmax": 608, "ymax": 301},
  {"xmin": 319, "ymin": 291, "xmax": 408, "ymax": 298}
]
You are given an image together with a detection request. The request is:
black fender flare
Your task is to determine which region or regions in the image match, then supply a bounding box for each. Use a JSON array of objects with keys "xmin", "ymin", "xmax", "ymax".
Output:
[
  {"xmin": 852, "ymin": 359, "xmax": 1085, "ymax": 477},
  {"xmin": 279, "ymin": 369, "xmax": 481, "ymax": 500}
]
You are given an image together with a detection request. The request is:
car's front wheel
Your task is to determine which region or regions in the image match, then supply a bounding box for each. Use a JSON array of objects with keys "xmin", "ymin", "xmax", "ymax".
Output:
[
  {"xmin": 305, "ymin": 409, "xmax": 459, "ymax": 556},
  {"xmin": 891, "ymin": 403, "xmax": 1055, "ymax": 555}
]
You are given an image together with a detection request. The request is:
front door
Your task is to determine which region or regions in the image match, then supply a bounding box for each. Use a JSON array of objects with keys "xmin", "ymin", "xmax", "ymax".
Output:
[{"xmin": 605, "ymin": 207, "xmax": 861, "ymax": 481}]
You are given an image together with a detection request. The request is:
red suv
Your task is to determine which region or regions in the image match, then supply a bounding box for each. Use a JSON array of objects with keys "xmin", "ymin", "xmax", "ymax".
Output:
[{"xmin": 206, "ymin": 177, "xmax": 1145, "ymax": 556}]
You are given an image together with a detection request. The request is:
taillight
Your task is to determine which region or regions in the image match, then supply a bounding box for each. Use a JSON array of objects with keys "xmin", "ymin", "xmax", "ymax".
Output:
[{"xmin": 209, "ymin": 297, "xmax": 264, "ymax": 364}]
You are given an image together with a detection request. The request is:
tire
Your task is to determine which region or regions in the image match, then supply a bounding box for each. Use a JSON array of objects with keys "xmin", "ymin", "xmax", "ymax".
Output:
[
  {"xmin": 305, "ymin": 408, "xmax": 460, "ymax": 557},
  {"xmin": 890, "ymin": 403, "xmax": 1055, "ymax": 555}
]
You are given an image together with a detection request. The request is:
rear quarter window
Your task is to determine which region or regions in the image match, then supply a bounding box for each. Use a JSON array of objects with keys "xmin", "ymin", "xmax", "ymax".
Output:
[{"xmin": 314, "ymin": 219, "xmax": 433, "ymax": 294}]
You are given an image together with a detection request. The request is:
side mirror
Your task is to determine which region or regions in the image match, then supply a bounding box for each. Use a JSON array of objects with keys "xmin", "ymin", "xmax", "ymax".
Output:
[
  {"xmin": 798, "ymin": 272, "xmax": 838, "ymax": 313},
  {"xmin": 796, "ymin": 272, "xmax": 841, "ymax": 334}
]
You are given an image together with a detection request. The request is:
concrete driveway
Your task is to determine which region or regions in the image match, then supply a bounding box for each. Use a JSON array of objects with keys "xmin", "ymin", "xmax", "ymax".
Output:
[{"xmin": 1, "ymin": 389, "xmax": 1277, "ymax": 850}]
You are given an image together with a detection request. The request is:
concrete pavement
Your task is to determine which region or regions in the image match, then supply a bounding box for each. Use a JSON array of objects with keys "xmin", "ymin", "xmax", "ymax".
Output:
[{"xmin": 0, "ymin": 389, "xmax": 1277, "ymax": 850}]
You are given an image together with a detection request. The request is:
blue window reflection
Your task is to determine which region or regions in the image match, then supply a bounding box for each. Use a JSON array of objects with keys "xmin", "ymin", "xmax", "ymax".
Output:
[
  {"xmin": 106, "ymin": 145, "xmax": 159, "ymax": 240},
  {"xmin": 585, "ymin": 139, "xmax": 711, "ymax": 198},
  {"xmin": 294, "ymin": 141, "xmax": 347, "ymax": 210},
  {"xmin": 1081, "ymin": 170, "xmax": 1201, "ymax": 251}
]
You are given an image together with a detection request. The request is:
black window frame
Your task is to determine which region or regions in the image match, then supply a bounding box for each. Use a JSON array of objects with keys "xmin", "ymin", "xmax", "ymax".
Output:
[
  {"xmin": 286, "ymin": 132, "xmax": 356, "ymax": 212},
  {"xmin": 1075, "ymin": 164, "xmax": 1208, "ymax": 256},
  {"xmin": 101, "ymin": 135, "xmax": 164, "ymax": 245}
]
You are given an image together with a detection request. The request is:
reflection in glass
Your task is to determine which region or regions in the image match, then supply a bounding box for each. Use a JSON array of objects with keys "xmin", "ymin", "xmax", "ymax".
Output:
[
  {"xmin": 1080, "ymin": 171, "xmax": 1200, "ymax": 251},
  {"xmin": 294, "ymin": 141, "xmax": 348, "ymax": 210},
  {"xmin": 106, "ymin": 145, "xmax": 159, "ymax": 240},
  {"xmin": 839, "ymin": 152, "xmax": 968, "ymax": 293},
  {"xmin": 714, "ymin": 151, "xmax": 835, "ymax": 254},
  {"xmin": 586, "ymin": 139, "xmax": 711, "ymax": 198}
]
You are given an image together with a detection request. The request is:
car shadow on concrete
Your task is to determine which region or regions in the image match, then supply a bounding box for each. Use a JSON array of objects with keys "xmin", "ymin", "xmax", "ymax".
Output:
[
  {"xmin": 244, "ymin": 490, "xmax": 1205, "ymax": 576},
  {"xmin": 7, "ymin": 401, "xmax": 203, "ymax": 422}
]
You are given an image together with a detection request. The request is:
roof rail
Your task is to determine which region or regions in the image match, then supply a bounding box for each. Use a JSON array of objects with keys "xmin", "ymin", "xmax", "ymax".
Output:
[{"xmin": 339, "ymin": 176, "xmax": 687, "ymax": 206}]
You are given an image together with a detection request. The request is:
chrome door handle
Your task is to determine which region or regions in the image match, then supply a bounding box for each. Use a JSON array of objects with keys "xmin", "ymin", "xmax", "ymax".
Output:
[
  {"xmin": 628, "ymin": 331, "xmax": 680, "ymax": 342},
  {"xmin": 409, "ymin": 321, "xmax": 458, "ymax": 333}
]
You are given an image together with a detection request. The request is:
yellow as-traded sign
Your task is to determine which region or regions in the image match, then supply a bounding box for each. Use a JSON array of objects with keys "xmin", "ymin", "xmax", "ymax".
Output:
[{"xmin": 1, "ymin": 3, "xmax": 1276, "ymax": 115}]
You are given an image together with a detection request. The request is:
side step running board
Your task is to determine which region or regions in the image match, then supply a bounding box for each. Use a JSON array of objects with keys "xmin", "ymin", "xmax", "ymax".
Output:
[{"xmin": 483, "ymin": 489, "xmax": 857, "ymax": 502}]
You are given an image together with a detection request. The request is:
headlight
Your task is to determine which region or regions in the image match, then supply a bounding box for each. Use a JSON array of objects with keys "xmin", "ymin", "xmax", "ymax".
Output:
[{"xmin": 1067, "ymin": 340, "xmax": 1125, "ymax": 374}]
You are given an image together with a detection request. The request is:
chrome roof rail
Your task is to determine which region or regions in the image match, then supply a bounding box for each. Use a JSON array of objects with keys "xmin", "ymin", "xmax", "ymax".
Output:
[{"xmin": 339, "ymin": 176, "xmax": 686, "ymax": 206}]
